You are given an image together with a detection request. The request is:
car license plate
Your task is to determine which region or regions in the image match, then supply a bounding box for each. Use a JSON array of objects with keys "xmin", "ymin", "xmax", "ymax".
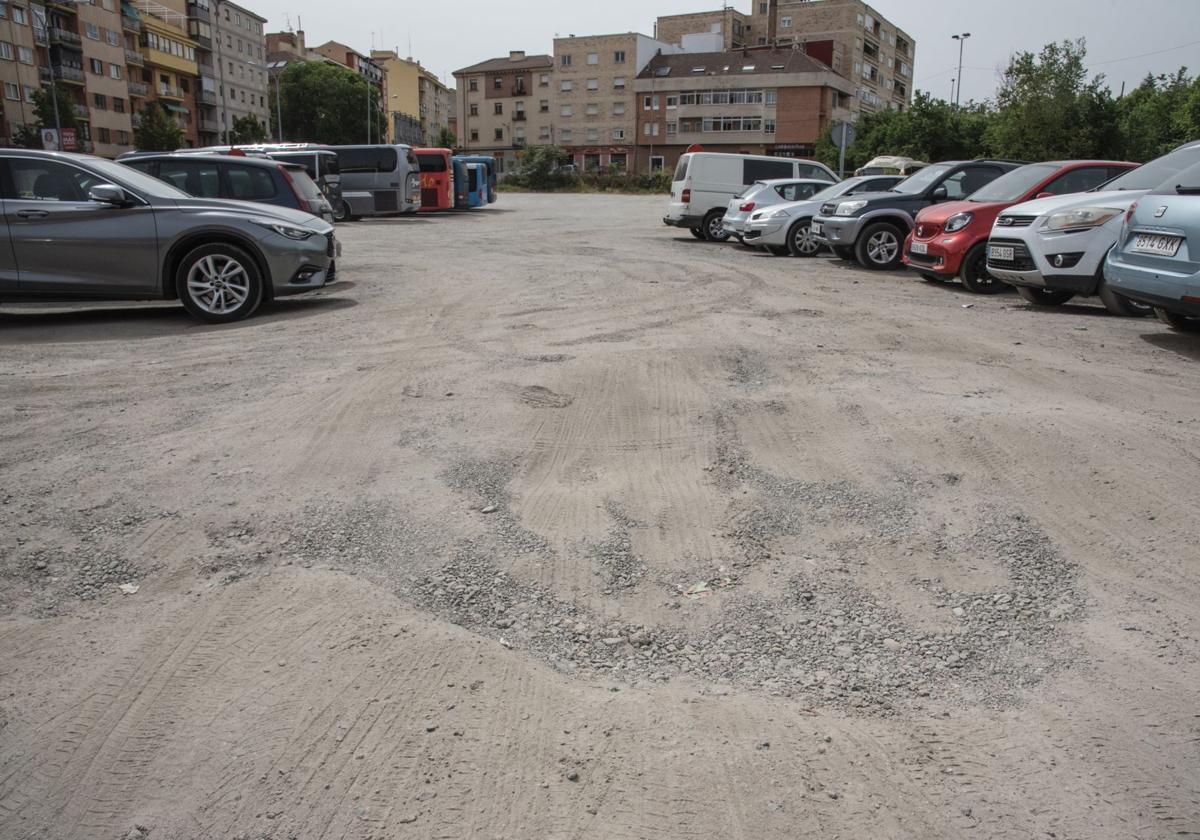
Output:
[
  {"xmin": 989, "ymin": 245, "xmax": 1015, "ymax": 262},
  {"xmin": 1131, "ymin": 233, "xmax": 1182, "ymax": 257},
  {"xmin": 811, "ymin": 222, "xmax": 823, "ymax": 235},
  {"xmin": 910, "ymin": 241, "xmax": 928, "ymax": 255}
]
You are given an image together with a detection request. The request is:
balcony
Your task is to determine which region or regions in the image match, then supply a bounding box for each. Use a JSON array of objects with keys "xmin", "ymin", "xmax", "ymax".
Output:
[
  {"xmin": 190, "ymin": 33, "xmax": 211, "ymax": 49},
  {"xmin": 125, "ymin": 48, "xmax": 144, "ymax": 65},
  {"xmin": 157, "ymin": 85, "xmax": 185, "ymax": 100},
  {"xmin": 128, "ymin": 80, "xmax": 148, "ymax": 97},
  {"xmin": 38, "ymin": 66, "xmax": 52, "ymax": 82},
  {"xmin": 121, "ymin": 14, "xmax": 141, "ymax": 33},
  {"xmin": 33, "ymin": 27, "xmax": 49, "ymax": 46},
  {"xmin": 196, "ymin": 89, "xmax": 216, "ymax": 105},
  {"xmin": 186, "ymin": 2, "xmax": 211, "ymax": 22},
  {"xmin": 53, "ymin": 65, "xmax": 86, "ymax": 84},
  {"xmin": 513, "ymin": 112, "xmax": 526, "ymax": 121},
  {"xmin": 51, "ymin": 27, "xmax": 83, "ymax": 46},
  {"xmin": 198, "ymin": 117, "xmax": 219, "ymax": 132},
  {"xmin": 73, "ymin": 104, "xmax": 90, "ymax": 120}
]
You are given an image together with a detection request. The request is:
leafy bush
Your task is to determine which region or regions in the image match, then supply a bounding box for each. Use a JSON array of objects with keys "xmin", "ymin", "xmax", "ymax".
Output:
[{"xmin": 503, "ymin": 146, "xmax": 672, "ymax": 194}]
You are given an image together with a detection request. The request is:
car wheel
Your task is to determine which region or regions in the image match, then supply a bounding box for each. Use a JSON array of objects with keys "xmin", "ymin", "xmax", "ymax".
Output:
[
  {"xmin": 832, "ymin": 245, "xmax": 856, "ymax": 260},
  {"xmin": 689, "ymin": 227, "xmax": 705, "ymax": 240},
  {"xmin": 702, "ymin": 210, "xmax": 731, "ymax": 242},
  {"xmin": 958, "ymin": 243, "xmax": 1005, "ymax": 294},
  {"xmin": 1154, "ymin": 307, "xmax": 1200, "ymax": 331},
  {"xmin": 855, "ymin": 222, "xmax": 905, "ymax": 270},
  {"xmin": 1098, "ymin": 281, "xmax": 1153, "ymax": 317},
  {"xmin": 1015, "ymin": 286, "xmax": 1075, "ymax": 306},
  {"xmin": 176, "ymin": 242, "xmax": 264, "ymax": 324},
  {"xmin": 333, "ymin": 199, "xmax": 351, "ymax": 222},
  {"xmin": 786, "ymin": 219, "xmax": 822, "ymax": 257}
]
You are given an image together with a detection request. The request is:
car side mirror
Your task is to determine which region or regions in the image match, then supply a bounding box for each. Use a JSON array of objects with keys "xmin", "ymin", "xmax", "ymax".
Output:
[
  {"xmin": 1035, "ymin": 192, "xmax": 1053, "ymax": 200},
  {"xmin": 89, "ymin": 184, "xmax": 129, "ymax": 205},
  {"xmin": 930, "ymin": 185, "xmax": 949, "ymax": 202}
]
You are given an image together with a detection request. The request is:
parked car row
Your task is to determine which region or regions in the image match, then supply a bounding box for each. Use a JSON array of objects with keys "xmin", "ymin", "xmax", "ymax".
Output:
[{"xmin": 671, "ymin": 143, "xmax": 1200, "ymax": 334}]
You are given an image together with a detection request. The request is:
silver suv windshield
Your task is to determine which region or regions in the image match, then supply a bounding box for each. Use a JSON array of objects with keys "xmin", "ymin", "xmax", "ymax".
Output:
[
  {"xmin": 1102, "ymin": 144, "xmax": 1200, "ymax": 191},
  {"xmin": 891, "ymin": 163, "xmax": 953, "ymax": 195}
]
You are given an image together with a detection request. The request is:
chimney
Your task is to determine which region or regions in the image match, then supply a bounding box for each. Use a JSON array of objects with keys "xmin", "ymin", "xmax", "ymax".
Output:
[
  {"xmin": 509, "ymin": 50, "xmax": 526, "ymax": 62},
  {"xmin": 767, "ymin": 0, "xmax": 778, "ymax": 44}
]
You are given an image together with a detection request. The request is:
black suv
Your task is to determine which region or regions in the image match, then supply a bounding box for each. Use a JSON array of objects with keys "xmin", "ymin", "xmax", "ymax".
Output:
[{"xmin": 811, "ymin": 159, "xmax": 1024, "ymax": 269}]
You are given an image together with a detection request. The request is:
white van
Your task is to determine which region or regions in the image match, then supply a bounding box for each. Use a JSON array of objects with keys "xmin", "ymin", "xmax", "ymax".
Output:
[{"xmin": 665, "ymin": 152, "xmax": 838, "ymax": 241}]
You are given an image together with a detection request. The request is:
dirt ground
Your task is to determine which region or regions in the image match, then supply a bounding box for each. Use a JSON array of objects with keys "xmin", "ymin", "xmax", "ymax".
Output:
[{"xmin": 1, "ymin": 193, "xmax": 1198, "ymax": 840}]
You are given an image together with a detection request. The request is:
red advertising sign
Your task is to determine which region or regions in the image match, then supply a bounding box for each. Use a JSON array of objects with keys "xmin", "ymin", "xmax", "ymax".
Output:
[{"xmin": 60, "ymin": 128, "xmax": 77, "ymax": 151}]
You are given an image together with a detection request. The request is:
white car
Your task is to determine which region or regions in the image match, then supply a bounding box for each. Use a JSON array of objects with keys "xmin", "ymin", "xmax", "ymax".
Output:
[
  {"xmin": 742, "ymin": 175, "xmax": 904, "ymax": 256},
  {"xmin": 986, "ymin": 140, "xmax": 1200, "ymax": 315},
  {"xmin": 721, "ymin": 179, "xmax": 832, "ymax": 240},
  {"xmin": 663, "ymin": 152, "xmax": 837, "ymax": 242}
]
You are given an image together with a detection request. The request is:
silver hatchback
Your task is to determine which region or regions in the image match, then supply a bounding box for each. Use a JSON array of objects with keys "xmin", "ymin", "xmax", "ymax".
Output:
[{"xmin": 0, "ymin": 149, "xmax": 339, "ymax": 324}]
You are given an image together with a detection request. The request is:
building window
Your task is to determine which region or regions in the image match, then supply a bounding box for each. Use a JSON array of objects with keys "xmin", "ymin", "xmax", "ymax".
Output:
[
  {"xmin": 560, "ymin": 129, "xmax": 572, "ymax": 142},
  {"xmin": 539, "ymin": 73, "xmax": 549, "ymax": 86},
  {"xmin": 3, "ymin": 82, "xmax": 18, "ymax": 100},
  {"xmin": 110, "ymin": 63, "xmax": 122, "ymax": 79},
  {"xmin": 470, "ymin": 103, "xmax": 478, "ymax": 116},
  {"xmin": 539, "ymin": 99, "xmax": 549, "ymax": 112},
  {"xmin": 17, "ymin": 46, "xmax": 31, "ymax": 64},
  {"xmin": 494, "ymin": 102, "xmax": 503, "ymax": 114},
  {"xmin": 586, "ymin": 52, "xmax": 598, "ymax": 65},
  {"xmin": 113, "ymin": 97, "xmax": 125, "ymax": 113},
  {"xmin": 89, "ymin": 58, "xmax": 104, "ymax": 74},
  {"xmin": 561, "ymin": 54, "xmax": 572, "ymax": 66},
  {"xmin": 561, "ymin": 80, "xmax": 572, "ymax": 92},
  {"xmin": 493, "ymin": 76, "xmax": 502, "ymax": 89},
  {"xmin": 666, "ymin": 95, "xmax": 678, "ymax": 109},
  {"xmin": 494, "ymin": 128, "xmax": 503, "ymax": 141},
  {"xmin": 0, "ymin": 42, "xmax": 12, "ymax": 61},
  {"xmin": 613, "ymin": 76, "xmax": 625, "ymax": 89},
  {"xmin": 781, "ymin": 16, "xmax": 792, "ymax": 28},
  {"xmin": 613, "ymin": 102, "xmax": 625, "ymax": 115},
  {"xmin": 612, "ymin": 128, "xmax": 625, "ymax": 140},
  {"xmin": 764, "ymin": 119, "xmax": 776, "ymax": 134},
  {"xmin": 643, "ymin": 95, "xmax": 659, "ymax": 110},
  {"xmin": 98, "ymin": 127, "xmax": 111, "ymax": 144},
  {"xmin": 585, "ymin": 103, "xmax": 598, "ymax": 115},
  {"xmin": 586, "ymin": 128, "xmax": 599, "ymax": 142},
  {"xmin": 106, "ymin": 29, "xmax": 119, "ymax": 46},
  {"xmin": 11, "ymin": 6, "xmax": 25, "ymax": 24},
  {"xmin": 22, "ymin": 84, "xmax": 35, "ymax": 102},
  {"xmin": 470, "ymin": 129, "xmax": 479, "ymax": 141},
  {"xmin": 614, "ymin": 50, "xmax": 626, "ymax": 63},
  {"xmin": 469, "ymin": 78, "xmax": 478, "ymax": 91},
  {"xmin": 85, "ymin": 22, "xmax": 100, "ymax": 39},
  {"xmin": 586, "ymin": 78, "xmax": 598, "ymax": 90},
  {"xmin": 561, "ymin": 104, "xmax": 573, "ymax": 116},
  {"xmin": 93, "ymin": 93, "xmax": 107, "ymax": 109},
  {"xmin": 666, "ymin": 122, "xmax": 677, "ymax": 137}
]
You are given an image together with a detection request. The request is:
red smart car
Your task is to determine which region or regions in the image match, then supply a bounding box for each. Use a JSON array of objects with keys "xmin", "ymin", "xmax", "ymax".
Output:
[{"xmin": 903, "ymin": 160, "xmax": 1138, "ymax": 293}]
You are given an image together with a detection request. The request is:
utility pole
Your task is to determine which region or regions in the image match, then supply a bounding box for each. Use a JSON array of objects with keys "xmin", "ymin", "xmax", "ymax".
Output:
[
  {"xmin": 214, "ymin": 0, "xmax": 230, "ymax": 142},
  {"xmin": 951, "ymin": 33, "xmax": 970, "ymax": 107},
  {"xmin": 273, "ymin": 67, "xmax": 283, "ymax": 140}
]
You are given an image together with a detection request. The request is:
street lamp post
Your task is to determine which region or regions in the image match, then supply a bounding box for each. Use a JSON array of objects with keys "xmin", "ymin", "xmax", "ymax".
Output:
[{"xmin": 951, "ymin": 33, "xmax": 971, "ymax": 107}]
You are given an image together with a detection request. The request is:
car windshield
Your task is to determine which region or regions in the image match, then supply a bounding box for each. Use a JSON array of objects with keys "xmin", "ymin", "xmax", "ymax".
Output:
[
  {"xmin": 1102, "ymin": 144, "xmax": 1200, "ymax": 191},
  {"xmin": 1151, "ymin": 160, "xmax": 1200, "ymax": 194},
  {"xmin": 99, "ymin": 157, "xmax": 192, "ymax": 199},
  {"xmin": 966, "ymin": 163, "xmax": 1058, "ymax": 202},
  {"xmin": 812, "ymin": 180, "xmax": 862, "ymax": 202},
  {"xmin": 891, "ymin": 163, "xmax": 954, "ymax": 195}
]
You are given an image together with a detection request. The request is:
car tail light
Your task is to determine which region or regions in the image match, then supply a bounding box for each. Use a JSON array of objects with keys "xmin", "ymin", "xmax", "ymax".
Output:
[
  {"xmin": 739, "ymin": 202, "xmax": 756, "ymax": 212},
  {"xmin": 681, "ymin": 188, "xmax": 691, "ymax": 204},
  {"xmin": 1125, "ymin": 201, "xmax": 1138, "ymax": 224}
]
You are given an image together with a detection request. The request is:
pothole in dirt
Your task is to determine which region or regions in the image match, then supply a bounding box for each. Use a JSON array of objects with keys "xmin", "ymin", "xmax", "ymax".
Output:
[{"xmin": 517, "ymin": 385, "xmax": 575, "ymax": 409}]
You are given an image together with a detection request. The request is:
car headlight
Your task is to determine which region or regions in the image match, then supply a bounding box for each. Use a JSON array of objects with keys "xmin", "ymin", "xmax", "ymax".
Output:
[
  {"xmin": 1042, "ymin": 207, "xmax": 1122, "ymax": 232},
  {"xmin": 770, "ymin": 208, "xmax": 792, "ymax": 219},
  {"xmin": 253, "ymin": 219, "xmax": 314, "ymax": 240},
  {"xmin": 943, "ymin": 212, "xmax": 973, "ymax": 233},
  {"xmin": 835, "ymin": 200, "xmax": 868, "ymax": 216}
]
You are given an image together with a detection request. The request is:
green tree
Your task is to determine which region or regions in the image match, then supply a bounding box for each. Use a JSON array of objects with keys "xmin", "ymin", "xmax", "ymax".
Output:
[
  {"xmin": 10, "ymin": 124, "xmax": 42, "ymax": 149},
  {"xmin": 983, "ymin": 39, "xmax": 1119, "ymax": 160},
  {"xmin": 434, "ymin": 126, "xmax": 457, "ymax": 149},
  {"xmin": 1117, "ymin": 70, "xmax": 1195, "ymax": 161},
  {"xmin": 228, "ymin": 114, "xmax": 267, "ymax": 144},
  {"xmin": 134, "ymin": 100, "xmax": 184, "ymax": 151},
  {"xmin": 508, "ymin": 145, "xmax": 573, "ymax": 189},
  {"xmin": 274, "ymin": 61, "xmax": 386, "ymax": 145},
  {"xmin": 31, "ymin": 83, "xmax": 78, "ymax": 132}
]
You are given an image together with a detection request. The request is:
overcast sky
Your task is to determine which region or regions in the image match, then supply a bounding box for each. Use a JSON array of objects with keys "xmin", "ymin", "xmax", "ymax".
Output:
[{"xmin": 253, "ymin": 0, "xmax": 1200, "ymax": 102}]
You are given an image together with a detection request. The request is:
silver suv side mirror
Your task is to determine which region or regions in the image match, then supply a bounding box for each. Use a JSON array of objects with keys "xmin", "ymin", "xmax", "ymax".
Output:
[{"xmin": 89, "ymin": 184, "xmax": 129, "ymax": 205}]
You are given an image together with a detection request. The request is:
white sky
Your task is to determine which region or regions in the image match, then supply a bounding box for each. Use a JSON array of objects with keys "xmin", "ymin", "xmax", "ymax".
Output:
[{"xmin": 252, "ymin": 0, "xmax": 1200, "ymax": 102}]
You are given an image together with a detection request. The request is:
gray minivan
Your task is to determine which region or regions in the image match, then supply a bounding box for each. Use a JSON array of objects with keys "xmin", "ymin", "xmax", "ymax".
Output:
[{"xmin": 330, "ymin": 144, "xmax": 422, "ymax": 220}]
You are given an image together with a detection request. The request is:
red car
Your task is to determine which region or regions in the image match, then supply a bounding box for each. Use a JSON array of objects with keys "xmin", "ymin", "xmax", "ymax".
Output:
[{"xmin": 903, "ymin": 160, "xmax": 1138, "ymax": 293}]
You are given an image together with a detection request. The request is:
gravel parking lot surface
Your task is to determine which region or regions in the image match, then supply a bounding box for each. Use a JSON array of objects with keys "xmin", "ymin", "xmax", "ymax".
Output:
[{"xmin": 1, "ymin": 193, "xmax": 1198, "ymax": 839}]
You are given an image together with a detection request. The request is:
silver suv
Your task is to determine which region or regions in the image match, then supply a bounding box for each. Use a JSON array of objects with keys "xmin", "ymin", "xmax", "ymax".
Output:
[{"xmin": 0, "ymin": 150, "xmax": 339, "ymax": 324}]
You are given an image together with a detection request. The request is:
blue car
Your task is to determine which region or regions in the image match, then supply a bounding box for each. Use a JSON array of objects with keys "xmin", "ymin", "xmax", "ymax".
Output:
[{"xmin": 1106, "ymin": 158, "xmax": 1200, "ymax": 332}]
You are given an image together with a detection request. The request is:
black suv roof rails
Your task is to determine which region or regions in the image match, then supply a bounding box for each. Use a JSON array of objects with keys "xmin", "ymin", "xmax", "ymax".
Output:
[{"xmin": 974, "ymin": 158, "xmax": 1029, "ymax": 165}]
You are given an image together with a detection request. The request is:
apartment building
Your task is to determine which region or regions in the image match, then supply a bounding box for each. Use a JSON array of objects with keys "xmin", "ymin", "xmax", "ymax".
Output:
[
  {"xmin": 0, "ymin": 2, "xmax": 42, "ymax": 145},
  {"xmin": 78, "ymin": 0, "xmax": 135, "ymax": 157},
  {"xmin": 453, "ymin": 50, "xmax": 553, "ymax": 171},
  {"xmin": 746, "ymin": 0, "xmax": 914, "ymax": 114},
  {"xmin": 174, "ymin": 0, "xmax": 266, "ymax": 143},
  {"xmin": 131, "ymin": 1, "xmax": 199, "ymax": 147},
  {"xmin": 654, "ymin": 9, "xmax": 748, "ymax": 51},
  {"xmin": 552, "ymin": 33, "xmax": 679, "ymax": 172},
  {"xmin": 633, "ymin": 47, "xmax": 854, "ymax": 172},
  {"xmin": 417, "ymin": 66, "xmax": 452, "ymax": 146},
  {"xmin": 370, "ymin": 50, "xmax": 421, "ymax": 144}
]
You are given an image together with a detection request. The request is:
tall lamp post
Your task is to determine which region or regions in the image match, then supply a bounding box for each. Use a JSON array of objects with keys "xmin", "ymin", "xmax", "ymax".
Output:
[{"xmin": 951, "ymin": 32, "xmax": 971, "ymax": 107}]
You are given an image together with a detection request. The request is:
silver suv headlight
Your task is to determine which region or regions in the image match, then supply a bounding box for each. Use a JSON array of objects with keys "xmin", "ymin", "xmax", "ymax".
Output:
[
  {"xmin": 835, "ymin": 199, "xmax": 868, "ymax": 216},
  {"xmin": 1042, "ymin": 207, "xmax": 1122, "ymax": 232}
]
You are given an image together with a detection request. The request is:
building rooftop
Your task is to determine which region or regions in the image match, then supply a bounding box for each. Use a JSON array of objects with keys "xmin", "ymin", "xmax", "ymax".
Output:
[
  {"xmin": 636, "ymin": 46, "xmax": 833, "ymax": 79},
  {"xmin": 454, "ymin": 54, "xmax": 553, "ymax": 75}
]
